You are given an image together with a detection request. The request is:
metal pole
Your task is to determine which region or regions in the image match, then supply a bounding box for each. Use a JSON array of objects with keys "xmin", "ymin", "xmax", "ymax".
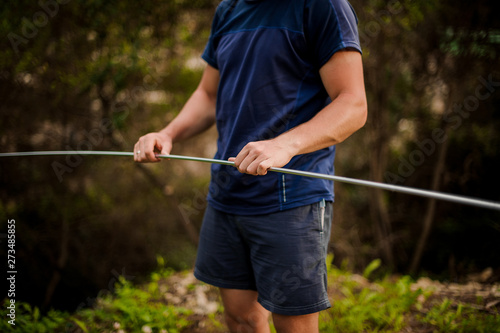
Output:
[{"xmin": 1, "ymin": 150, "xmax": 500, "ymax": 211}]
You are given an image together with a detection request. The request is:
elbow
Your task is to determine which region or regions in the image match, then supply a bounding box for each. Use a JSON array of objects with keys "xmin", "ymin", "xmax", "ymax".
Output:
[
  {"xmin": 346, "ymin": 93, "xmax": 368, "ymax": 134},
  {"xmin": 356, "ymin": 97, "xmax": 368, "ymax": 130},
  {"xmin": 331, "ymin": 94, "xmax": 367, "ymax": 145}
]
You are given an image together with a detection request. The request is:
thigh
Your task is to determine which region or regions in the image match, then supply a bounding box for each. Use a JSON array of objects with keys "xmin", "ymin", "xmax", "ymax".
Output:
[
  {"xmin": 238, "ymin": 201, "xmax": 333, "ymax": 316},
  {"xmin": 194, "ymin": 204, "xmax": 257, "ymax": 290}
]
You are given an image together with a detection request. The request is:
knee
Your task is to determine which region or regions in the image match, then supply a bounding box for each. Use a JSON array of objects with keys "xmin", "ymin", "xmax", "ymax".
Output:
[
  {"xmin": 224, "ymin": 307, "xmax": 270, "ymax": 333},
  {"xmin": 219, "ymin": 288, "xmax": 270, "ymax": 332},
  {"xmin": 272, "ymin": 312, "xmax": 319, "ymax": 333}
]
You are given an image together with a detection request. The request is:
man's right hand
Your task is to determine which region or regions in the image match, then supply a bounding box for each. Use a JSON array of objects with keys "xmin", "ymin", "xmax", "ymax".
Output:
[{"xmin": 134, "ymin": 132, "xmax": 173, "ymax": 163}]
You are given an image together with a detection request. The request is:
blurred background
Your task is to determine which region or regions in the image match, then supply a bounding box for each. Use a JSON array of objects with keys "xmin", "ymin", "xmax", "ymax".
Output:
[{"xmin": 1, "ymin": 0, "xmax": 499, "ymax": 312}]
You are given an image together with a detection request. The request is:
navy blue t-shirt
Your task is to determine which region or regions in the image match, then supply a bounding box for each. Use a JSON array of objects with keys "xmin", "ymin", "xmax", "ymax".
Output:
[{"xmin": 203, "ymin": 0, "xmax": 361, "ymax": 215}]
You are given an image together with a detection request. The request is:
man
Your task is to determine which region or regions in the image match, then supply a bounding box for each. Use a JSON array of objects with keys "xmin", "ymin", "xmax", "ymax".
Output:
[{"xmin": 134, "ymin": 0, "xmax": 367, "ymax": 331}]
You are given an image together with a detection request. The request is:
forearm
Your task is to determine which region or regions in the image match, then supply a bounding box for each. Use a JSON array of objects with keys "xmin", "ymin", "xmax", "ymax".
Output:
[
  {"xmin": 275, "ymin": 92, "xmax": 367, "ymax": 156},
  {"xmin": 134, "ymin": 65, "xmax": 219, "ymax": 162},
  {"xmin": 159, "ymin": 88, "xmax": 216, "ymax": 143}
]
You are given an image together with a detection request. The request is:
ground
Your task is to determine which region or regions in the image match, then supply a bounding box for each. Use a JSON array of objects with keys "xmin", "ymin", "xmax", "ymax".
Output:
[{"xmin": 159, "ymin": 269, "xmax": 500, "ymax": 333}]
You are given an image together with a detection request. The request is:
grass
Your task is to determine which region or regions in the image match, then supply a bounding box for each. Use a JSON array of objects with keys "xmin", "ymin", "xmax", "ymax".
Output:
[
  {"xmin": 1, "ymin": 256, "xmax": 499, "ymax": 333},
  {"xmin": 418, "ymin": 298, "xmax": 500, "ymax": 333},
  {"xmin": 320, "ymin": 258, "xmax": 422, "ymax": 332}
]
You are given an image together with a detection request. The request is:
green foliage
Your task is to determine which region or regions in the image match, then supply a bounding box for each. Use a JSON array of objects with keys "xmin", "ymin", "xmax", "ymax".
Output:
[
  {"xmin": 320, "ymin": 256, "xmax": 500, "ymax": 332},
  {"xmin": 322, "ymin": 262, "xmax": 422, "ymax": 332},
  {"xmin": 0, "ymin": 269, "xmax": 191, "ymax": 333},
  {"xmin": 419, "ymin": 298, "xmax": 500, "ymax": 333},
  {"xmin": 0, "ymin": 300, "xmax": 70, "ymax": 332},
  {"xmin": 363, "ymin": 258, "xmax": 382, "ymax": 279},
  {"xmin": 74, "ymin": 276, "xmax": 191, "ymax": 332},
  {"xmin": 1, "ymin": 261, "xmax": 499, "ymax": 333},
  {"xmin": 207, "ymin": 312, "xmax": 227, "ymax": 331}
]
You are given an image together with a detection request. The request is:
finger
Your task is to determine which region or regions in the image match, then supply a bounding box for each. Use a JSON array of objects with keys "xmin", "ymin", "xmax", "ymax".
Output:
[
  {"xmin": 146, "ymin": 150, "xmax": 158, "ymax": 162},
  {"xmin": 159, "ymin": 141, "xmax": 172, "ymax": 157},
  {"xmin": 143, "ymin": 137, "xmax": 161, "ymax": 162},
  {"xmin": 137, "ymin": 136, "xmax": 149, "ymax": 162},
  {"xmin": 153, "ymin": 141, "xmax": 164, "ymax": 161},
  {"xmin": 237, "ymin": 154, "xmax": 256, "ymax": 174},
  {"xmin": 136, "ymin": 137, "xmax": 156, "ymax": 163},
  {"xmin": 134, "ymin": 143, "xmax": 139, "ymax": 162},
  {"xmin": 246, "ymin": 156, "xmax": 271, "ymax": 175},
  {"xmin": 241, "ymin": 157, "xmax": 258, "ymax": 175},
  {"xmin": 233, "ymin": 148, "xmax": 248, "ymax": 166},
  {"xmin": 135, "ymin": 142, "xmax": 145, "ymax": 162},
  {"xmin": 144, "ymin": 140, "xmax": 154, "ymax": 161},
  {"xmin": 233, "ymin": 149, "xmax": 251, "ymax": 173},
  {"xmin": 257, "ymin": 159, "xmax": 272, "ymax": 176}
]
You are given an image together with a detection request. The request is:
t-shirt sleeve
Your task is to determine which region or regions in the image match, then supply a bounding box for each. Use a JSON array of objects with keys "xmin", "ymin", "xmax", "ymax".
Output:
[
  {"xmin": 202, "ymin": 3, "xmax": 226, "ymax": 69},
  {"xmin": 202, "ymin": 32, "xmax": 218, "ymax": 69},
  {"xmin": 305, "ymin": 0, "xmax": 362, "ymax": 68}
]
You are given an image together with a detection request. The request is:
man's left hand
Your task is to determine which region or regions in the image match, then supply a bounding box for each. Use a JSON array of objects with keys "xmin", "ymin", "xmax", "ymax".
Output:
[{"xmin": 229, "ymin": 139, "xmax": 295, "ymax": 176}]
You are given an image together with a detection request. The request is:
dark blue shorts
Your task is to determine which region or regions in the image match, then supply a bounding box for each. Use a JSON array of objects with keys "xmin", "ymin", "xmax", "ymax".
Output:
[{"xmin": 194, "ymin": 200, "xmax": 333, "ymax": 316}]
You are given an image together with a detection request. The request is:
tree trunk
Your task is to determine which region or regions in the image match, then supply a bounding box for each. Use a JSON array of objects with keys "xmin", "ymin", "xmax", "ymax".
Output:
[
  {"xmin": 43, "ymin": 216, "xmax": 70, "ymax": 308},
  {"xmin": 409, "ymin": 126, "xmax": 451, "ymax": 274},
  {"xmin": 368, "ymin": 138, "xmax": 395, "ymax": 267},
  {"xmin": 366, "ymin": 72, "xmax": 395, "ymax": 267}
]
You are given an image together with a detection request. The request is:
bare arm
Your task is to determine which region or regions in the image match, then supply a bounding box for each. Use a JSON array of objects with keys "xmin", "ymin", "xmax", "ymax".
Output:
[
  {"xmin": 134, "ymin": 65, "xmax": 219, "ymax": 162},
  {"xmin": 230, "ymin": 50, "xmax": 367, "ymax": 175}
]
